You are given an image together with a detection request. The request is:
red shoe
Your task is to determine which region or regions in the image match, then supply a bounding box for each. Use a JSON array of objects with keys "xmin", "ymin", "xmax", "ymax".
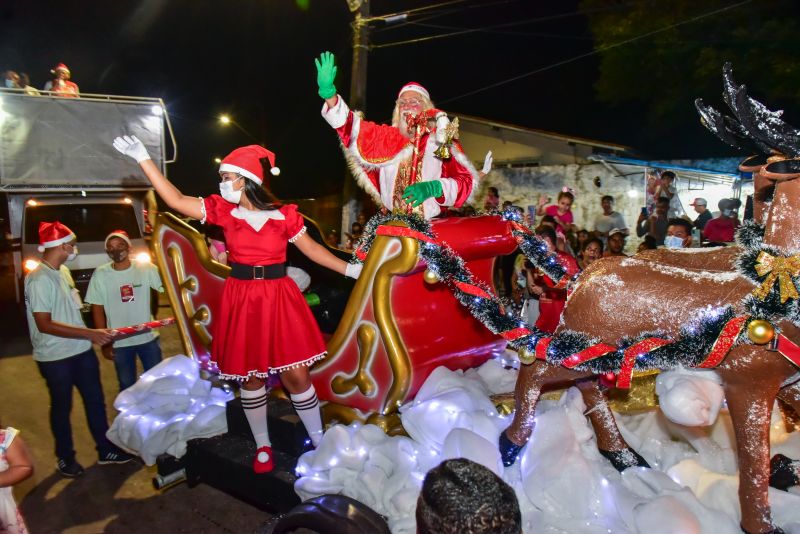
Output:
[{"xmin": 253, "ymin": 446, "xmax": 274, "ymax": 474}]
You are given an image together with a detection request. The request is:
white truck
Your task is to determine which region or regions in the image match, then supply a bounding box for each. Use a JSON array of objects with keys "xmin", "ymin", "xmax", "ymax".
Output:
[{"xmin": 0, "ymin": 88, "xmax": 175, "ymax": 307}]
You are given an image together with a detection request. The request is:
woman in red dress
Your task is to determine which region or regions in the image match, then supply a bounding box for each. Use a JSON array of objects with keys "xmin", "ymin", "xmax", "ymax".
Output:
[{"xmin": 112, "ymin": 137, "xmax": 361, "ymax": 473}]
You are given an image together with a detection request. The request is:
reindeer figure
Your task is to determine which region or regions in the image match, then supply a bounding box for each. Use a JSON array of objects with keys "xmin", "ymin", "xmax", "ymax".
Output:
[{"xmin": 500, "ymin": 65, "xmax": 800, "ymax": 534}]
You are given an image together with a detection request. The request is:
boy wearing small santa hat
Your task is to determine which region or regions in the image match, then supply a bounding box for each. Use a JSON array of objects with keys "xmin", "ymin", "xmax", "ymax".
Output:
[{"xmin": 24, "ymin": 221, "xmax": 134, "ymax": 478}]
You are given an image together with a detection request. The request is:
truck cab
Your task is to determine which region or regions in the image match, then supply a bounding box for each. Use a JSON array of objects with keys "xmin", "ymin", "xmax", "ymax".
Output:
[{"xmin": 0, "ymin": 87, "xmax": 175, "ymax": 307}]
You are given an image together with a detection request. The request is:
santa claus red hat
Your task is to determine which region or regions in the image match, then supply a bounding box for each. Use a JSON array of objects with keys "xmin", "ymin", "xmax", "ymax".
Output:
[
  {"xmin": 398, "ymin": 82, "xmax": 430, "ymax": 101},
  {"xmin": 38, "ymin": 221, "xmax": 76, "ymax": 252},
  {"xmin": 105, "ymin": 229, "xmax": 132, "ymax": 248},
  {"xmin": 219, "ymin": 145, "xmax": 280, "ymax": 185},
  {"xmin": 51, "ymin": 63, "xmax": 71, "ymax": 76}
]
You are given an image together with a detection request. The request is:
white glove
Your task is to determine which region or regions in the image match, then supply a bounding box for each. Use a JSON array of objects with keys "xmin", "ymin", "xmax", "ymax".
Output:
[
  {"xmin": 112, "ymin": 135, "xmax": 151, "ymax": 163},
  {"xmin": 481, "ymin": 151, "xmax": 493, "ymax": 175},
  {"xmin": 345, "ymin": 262, "xmax": 363, "ymax": 280}
]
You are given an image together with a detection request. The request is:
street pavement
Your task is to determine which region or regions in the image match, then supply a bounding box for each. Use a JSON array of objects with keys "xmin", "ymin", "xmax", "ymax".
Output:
[{"xmin": 0, "ymin": 284, "xmax": 273, "ymax": 533}]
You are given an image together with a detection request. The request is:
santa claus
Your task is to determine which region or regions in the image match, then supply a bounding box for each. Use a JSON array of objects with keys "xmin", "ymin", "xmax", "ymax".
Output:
[{"xmin": 316, "ymin": 51, "xmax": 480, "ymax": 219}]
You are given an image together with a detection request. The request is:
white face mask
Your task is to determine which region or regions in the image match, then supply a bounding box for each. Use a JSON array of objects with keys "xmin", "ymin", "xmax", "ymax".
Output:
[
  {"xmin": 219, "ymin": 178, "xmax": 243, "ymax": 204},
  {"xmin": 4, "ymin": 79, "xmax": 14, "ymax": 88},
  {"xmin": 66, "ymin": 244, "xmax": 78, "ymax": 261},
  {"xmin": 664, "ymin": 235, "xmax": 685, "ymax": 249}
]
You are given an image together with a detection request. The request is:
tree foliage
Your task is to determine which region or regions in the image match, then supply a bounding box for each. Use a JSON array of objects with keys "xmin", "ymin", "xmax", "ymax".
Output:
[{"xmin": 580, "ymin": 0, "xmax": 800, "ymax": 131}]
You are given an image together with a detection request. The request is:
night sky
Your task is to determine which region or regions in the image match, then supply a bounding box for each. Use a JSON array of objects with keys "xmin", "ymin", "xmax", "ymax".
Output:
[{"xmin": 1, "ymin": 1, "xmax": 794, "ymax": 200}]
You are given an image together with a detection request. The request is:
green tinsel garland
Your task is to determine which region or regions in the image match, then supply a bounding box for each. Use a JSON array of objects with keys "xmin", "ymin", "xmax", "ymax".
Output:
[{"xmin": 350, "ymin": 211, "xmax": 769, "ymax": 378}]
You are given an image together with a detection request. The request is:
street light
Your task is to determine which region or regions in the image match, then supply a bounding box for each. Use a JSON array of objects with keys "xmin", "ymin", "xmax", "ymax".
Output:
[
  {"xmin": 218, "ymin": 113, "xmax": 259, "ymax": 144},
  {"xmin": 213, "ymin": 157, "xmax": 222, "ymax": 164}
]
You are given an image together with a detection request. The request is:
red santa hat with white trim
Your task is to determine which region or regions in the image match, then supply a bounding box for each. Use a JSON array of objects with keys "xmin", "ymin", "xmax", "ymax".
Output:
[
  {"xmin": 51, "ymin": 63, "xmax": 71, "ymax": 76},
  {"xmin": 397, "ymin": 82, "xmax": 430, "ymax": 100},
  {"xmin": 105, "ymin": 229, "xmax": 132, "ymax": 248},
  {"xmin": 218, "ymin": 145, "xmax": 280, "ymax": 185},
  {"xmin": 38, "ymin": 221, "xmax": 76, "ymax": 252}
]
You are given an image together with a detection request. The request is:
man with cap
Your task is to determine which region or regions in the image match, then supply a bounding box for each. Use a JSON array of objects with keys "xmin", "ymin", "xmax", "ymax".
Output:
[
  {"xmin": 43, "ymin": 63, "xmax": 79, "ymax": 97},
  {"xmin": 689, "ymin": 197, "xmax": 712, "ymax": 236},
  {"xmin": 86, "ymin": 230, "xmax": 164, "ymax": 391},
  {"xmin": 24, "ymin": 221, "xmax": 134, "ymax": 477},
  {"xmin": 702, "ymin": 198, "xmax": 741, "ymax": 245},
  {"xmin": 315, "ymin": 51, "xmax": 479, "ymax": 219},
  {"xmin": 604, "ymin": 228, "xmax": 628, "ymax": 257}
]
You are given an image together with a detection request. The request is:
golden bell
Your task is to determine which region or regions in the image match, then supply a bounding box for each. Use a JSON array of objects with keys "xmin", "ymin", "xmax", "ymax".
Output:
[
  {"xmin": 747, "ymin": 319, "xmax": 775, "ymax": 345},
  {"xmin": 423, "ymin": 268, "xmax": 440, "ymax": 284},
  {"xmin": 433, "ymin": 143, "xmax": 451, "ymax": 160},
  {"xmin": 518, "ymin": 346, "xmax": 536, "ymax": 365}
]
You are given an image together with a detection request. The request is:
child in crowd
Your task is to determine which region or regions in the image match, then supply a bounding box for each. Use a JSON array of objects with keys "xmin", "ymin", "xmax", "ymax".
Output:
[
  {"xmin": 580, "ymin": 238, "xmax": 604, "ymax": 270},
  {"xmin": 0, "ymin": 425, "xmax": 33, "ymax": 533},
  {"xmin": 538, "ymin": 188, "xmax": 576, "ymax": 234}
]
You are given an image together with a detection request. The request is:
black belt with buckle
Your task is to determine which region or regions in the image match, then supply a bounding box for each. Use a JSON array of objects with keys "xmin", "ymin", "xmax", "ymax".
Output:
[{"xmin": 229, "ymin": 262, "xmax": 286, "ymax": 280}]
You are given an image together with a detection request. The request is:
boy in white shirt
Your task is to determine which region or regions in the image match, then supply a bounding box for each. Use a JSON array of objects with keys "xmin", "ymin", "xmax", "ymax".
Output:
[{"xmin": 86, "ymin": 230, "xmax": 164, "ymax": 391}]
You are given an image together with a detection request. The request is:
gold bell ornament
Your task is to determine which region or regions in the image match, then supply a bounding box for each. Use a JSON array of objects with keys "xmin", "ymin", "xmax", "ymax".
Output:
[
  {"xmin": 747, "ymin": 319, "xmax": 775, "ymax": 345},
  {"xmin": 518, "ymin": 346, "xmax": 536, "ymax": 365},
  {"xmin": 423, "ymin": 268, "xmax": 440, "ymax": 284}
]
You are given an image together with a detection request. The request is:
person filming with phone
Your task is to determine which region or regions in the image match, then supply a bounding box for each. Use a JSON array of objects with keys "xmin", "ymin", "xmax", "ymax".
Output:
[{"xmin": 636, "ymin": 197, "xmax": 669, "ymax": 246}]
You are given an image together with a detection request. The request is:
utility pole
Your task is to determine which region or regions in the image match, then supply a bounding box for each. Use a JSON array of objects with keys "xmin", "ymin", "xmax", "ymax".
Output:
[{"xmin": 340, "ymin": 0, "xmax": 370, "ymax": 242}]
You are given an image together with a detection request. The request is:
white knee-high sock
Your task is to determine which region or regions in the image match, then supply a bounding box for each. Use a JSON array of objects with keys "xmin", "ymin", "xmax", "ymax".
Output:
[
  {"xmin": 290, "ymin": 385, "xmax": 323, "ymax": 446},
  {"xmin": 241, "ymin": 386, "xmax": 271, "ymax": 449}
]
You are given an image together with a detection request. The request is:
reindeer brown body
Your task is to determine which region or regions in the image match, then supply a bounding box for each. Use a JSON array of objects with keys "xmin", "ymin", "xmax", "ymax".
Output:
[{"xmin": 504, "ymin": 176, "xmax": 800, "ymax": 532}]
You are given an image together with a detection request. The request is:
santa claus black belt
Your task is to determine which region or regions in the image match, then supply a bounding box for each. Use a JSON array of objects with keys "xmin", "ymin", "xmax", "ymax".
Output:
[{"xmin": 229, "ymin": 262, "xmax": 286, "ymax": 280}]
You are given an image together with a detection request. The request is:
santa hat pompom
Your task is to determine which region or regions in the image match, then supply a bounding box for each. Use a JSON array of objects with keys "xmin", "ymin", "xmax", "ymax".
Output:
[
  {"xmin": 38, "ymin": 221, "xmax": 75, "ymax": 252},
  {"xmin": 270, "ymin": 166, "xmax": 280, "ymax": 176}
]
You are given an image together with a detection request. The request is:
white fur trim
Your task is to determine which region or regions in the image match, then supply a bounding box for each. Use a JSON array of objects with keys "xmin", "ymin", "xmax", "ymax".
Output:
[
  {"xmin": 199, "ymin": 197, "xmax": 207, "ymax": 224},
  {"xmin": 288, "ymin": 226, "xmax": 307, "ymax": 243},
  {"xmin": 105, "ymin": 232, "xmax": 132, "ymax": 248},
  {"xmin": 339, "ymin": 114, "xmax": 387, "ymax": 206},
  {"xmin": 398, "ymin": 83, "xmax": 430, "ymax": 100},
  {"xmin": 438, "ymin": 178, "xmax": 458, "ymax": 206},
  {"xmin": 39, "ymin": 232, "xmax": 75, "ymax": 251},
  {"xmin": 321, "ymin": 96, "xmax": 350, "ymax": 129},
  {"xmin": 219, "ymin": 163, "xmax": 262, "ymax": 185},
  {"xmin": 210, "ymin": 351, "xmax": 327, "ymax": 381},
  {"xmin": 450, "ymin": 145, "xmax": 480, "ymax": 207}
]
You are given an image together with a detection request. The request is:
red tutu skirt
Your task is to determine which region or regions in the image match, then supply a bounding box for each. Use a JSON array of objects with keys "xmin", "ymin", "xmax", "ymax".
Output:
[{"xmin": 210, "ymin": 276, "xmax": 327, "ymax": 380}]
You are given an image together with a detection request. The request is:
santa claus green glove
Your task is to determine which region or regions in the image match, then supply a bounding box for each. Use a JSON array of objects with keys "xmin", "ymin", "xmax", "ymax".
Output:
[
  {"xmin": 315, "ymin": 51, "xmax": 338, "ymax": 100},
  {"xmin": 402, "ymin": 180, "xmax": 443, "ymax": 207}
]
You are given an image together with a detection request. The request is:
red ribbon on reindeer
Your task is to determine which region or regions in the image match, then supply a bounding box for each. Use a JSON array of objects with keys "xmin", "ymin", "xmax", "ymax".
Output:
[
  {"xmin": 617, "ymin": 338, "xmax": 673, "ymax": 389},
  {"xmin": 697, "ymin": 315, "xmax": 749, "ymax": 368}
]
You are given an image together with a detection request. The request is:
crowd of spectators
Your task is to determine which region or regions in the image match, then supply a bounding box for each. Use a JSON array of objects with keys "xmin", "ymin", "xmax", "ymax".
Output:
[
  {"xmin": 3, "ymin": 63, "xmax": 79, "ymax": 97},
  {"xmin": 483, "ymin": 172, "xmax": 743, "ymax": 332}
]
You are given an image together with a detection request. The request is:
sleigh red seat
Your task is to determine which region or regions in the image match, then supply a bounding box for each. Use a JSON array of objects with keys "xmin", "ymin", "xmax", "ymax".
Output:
[{"xmin": 153, "ymin": 212, "xmax": 517, "ymax": 433}]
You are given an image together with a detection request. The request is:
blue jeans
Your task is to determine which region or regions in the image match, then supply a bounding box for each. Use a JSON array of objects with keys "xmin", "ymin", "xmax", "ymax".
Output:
[
  {"xmin": 113, "ymin": 338, "xmax": 162, "ymax": 391},
  {"xmin": 36, "ymin": 348, "xmax": 114, "ymax": 463}
]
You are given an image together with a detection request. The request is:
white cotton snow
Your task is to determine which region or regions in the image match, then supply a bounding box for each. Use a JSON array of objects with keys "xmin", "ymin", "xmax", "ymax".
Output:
[
  {"xmin": 295, "ymin": 360, "xmax": 800, "ymax": 533},
  {"xmin": 655, "ymin": 367, "xmax": 725, "ymax": 426},
  {"xmin": 107, "ymin": 355, "xmax": 232, "ymax": 465}
]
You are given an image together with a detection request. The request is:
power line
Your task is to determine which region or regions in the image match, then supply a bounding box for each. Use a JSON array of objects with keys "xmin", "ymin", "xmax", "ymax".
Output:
[
  {"xmin": 438, "ymin": 0, "xmax": 753, "ymax": 105},
  {"xmin": 371, "ymin": 2, "xmax": 634, "ymax": 49},
  {"xmin": 373, "ymin": 0, "xmax": 517, "ymax": 33}
]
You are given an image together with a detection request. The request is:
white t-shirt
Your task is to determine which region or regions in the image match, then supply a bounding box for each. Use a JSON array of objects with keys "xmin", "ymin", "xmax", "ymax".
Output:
[
  {"xmin": 594, "ymin": 211, "xmax": 628, "ymax": 236},
  {"xmin": 85, "ymin": 261, "xmax": 163, "ymax": 348},
  {"xmin": 24, "ymin": 264, "xmax": 92, "ymax": 361}
]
